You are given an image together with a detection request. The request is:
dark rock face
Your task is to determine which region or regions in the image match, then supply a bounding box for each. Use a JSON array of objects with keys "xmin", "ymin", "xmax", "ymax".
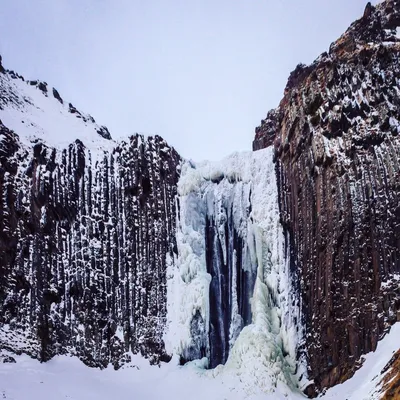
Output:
[
  {"xmin": 0, "ymin": 119, "xmax": 181, "ymax": 368},
  {"xmin": 52, "ymin": 88, "xmax": 63, "ymax": 104},
  {"xmin": 380, "ymin": 348, "xmax": 400, "ymax": 399},
  {"xmin": 2, "ymin": 355, "xmax": 16, "ymax": 363},
  {"xmin": 28, "ymin": 80, "xmax": 48, "ymax": 96},
  {"xmin": 96, "ymin": 126, "xmax": 112, "ymax": 140},
  {"xmin": 254, "ymin": 0, "xmax": 400, "ymax": 394},
  {"xmin": 254, "ymin": 108, "xmax": 280, "ymax": 151}
]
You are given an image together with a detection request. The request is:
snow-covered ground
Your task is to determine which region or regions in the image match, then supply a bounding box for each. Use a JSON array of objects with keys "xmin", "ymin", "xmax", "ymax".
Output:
[
  {"xmin": 1, "ymin": 323, "xmax": 399, "ymax": 400},
  {"xmin": 0, "ymin": 352, "xmax": 304, "ymax": 400}
]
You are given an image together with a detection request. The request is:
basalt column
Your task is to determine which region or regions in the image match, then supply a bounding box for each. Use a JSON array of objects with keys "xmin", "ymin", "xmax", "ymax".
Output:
[{"xmin": 254, "ymin": 1, "xmax": 400, "ymax": 393}]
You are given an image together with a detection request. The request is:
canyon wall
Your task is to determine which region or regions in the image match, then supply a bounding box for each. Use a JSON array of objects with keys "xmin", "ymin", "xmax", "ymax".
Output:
[
  {"xmin": 2, "ymin": 1, "xmax": 400, "ymax": 397},
  {"xmin": 0, "ymin": 68, "xmax": 181, "ymax": 368},
  {"xmin": 254, "ymin": 1, "xmax": 400, "ymax": 394}
]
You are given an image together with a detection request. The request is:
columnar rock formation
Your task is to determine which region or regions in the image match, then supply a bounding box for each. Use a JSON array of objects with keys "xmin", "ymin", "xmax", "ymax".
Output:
[
  {"xmin": 0, "ymin": 68, "xmax": 181, "ymax": 368},
  {"xmin": 254, "ymin": 0, "xmax": 400, "ymax": 394}
]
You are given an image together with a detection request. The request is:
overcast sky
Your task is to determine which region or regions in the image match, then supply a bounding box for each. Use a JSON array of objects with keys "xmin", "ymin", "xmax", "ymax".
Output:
[{"xmin": 0, "ymin": 1, "xmax": 380, "ymax": 161}]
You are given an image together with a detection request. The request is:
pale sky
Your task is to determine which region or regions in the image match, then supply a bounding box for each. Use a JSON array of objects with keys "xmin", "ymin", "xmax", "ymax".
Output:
[{"xmin": 0, "ymin": 1, "xmax": 380, "ymax": 161}]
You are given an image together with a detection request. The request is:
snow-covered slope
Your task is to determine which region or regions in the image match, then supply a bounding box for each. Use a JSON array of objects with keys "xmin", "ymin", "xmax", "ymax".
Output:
[
  {"xmin": 0, "ymin": 70, "xmax": 114, "ymax": 155},
  {"xmin": 320, "ymin": 322, "xmax": 400, "ymax": 399}
]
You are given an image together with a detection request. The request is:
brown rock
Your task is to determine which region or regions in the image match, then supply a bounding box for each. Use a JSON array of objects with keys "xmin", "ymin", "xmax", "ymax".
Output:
[
  {"xmin": 254, "ymin": 0, "xmax": 400, "ymax": 394},
  {"xmin": 380, "ymin": 349, "xmax": 400, "ymax": 399}
]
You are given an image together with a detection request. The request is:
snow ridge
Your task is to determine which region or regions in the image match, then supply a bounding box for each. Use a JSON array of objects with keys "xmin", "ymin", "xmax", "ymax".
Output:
[{"xmin": 0, "ymin": 71, "xmax": 114, "ymax": 161}]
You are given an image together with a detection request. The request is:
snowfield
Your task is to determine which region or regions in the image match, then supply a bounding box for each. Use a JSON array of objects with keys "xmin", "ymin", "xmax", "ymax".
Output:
[
  {"xmin": 0, "ymin": 322, "xmax": 399, "ymax": 400},
  {"xmin": 0, "ymin": 352, "xmax": 303, "ymax": 400},
  {"xmin": 0, "ymin": 72, "xmax": 116, "ymax": 160}
]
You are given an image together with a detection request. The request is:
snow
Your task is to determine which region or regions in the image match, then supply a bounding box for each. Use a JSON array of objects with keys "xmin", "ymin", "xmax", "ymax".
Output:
[
  {"xmin": 1, "ymin": 321, "xmax": 399, "ymax": 400},
  {"xmin": 381, "ymin": 273, "xmax": 400, "ymax": 289},
  {"xmin": 0, "ymin": 351, "xmax": 299, "ymax": 400},
  {"xmin": 320, "ymin": 322, "xmax": 400, "ymax": 399},
  {"xmin": 0, "ymin": 73, "xmax": 115, "ymax": 160}
]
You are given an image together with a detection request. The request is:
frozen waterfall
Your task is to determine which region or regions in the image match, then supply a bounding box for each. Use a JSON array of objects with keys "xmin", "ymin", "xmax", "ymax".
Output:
[{"xmin": 164, "ymin": 147, "xmax": 308, "ymax": 394}]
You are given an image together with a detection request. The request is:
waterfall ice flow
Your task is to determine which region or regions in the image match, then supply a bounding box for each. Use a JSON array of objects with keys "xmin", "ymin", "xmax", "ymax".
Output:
[{"xmin": 165, "ymin": 147, "xmax": 308, "ymax": 395}]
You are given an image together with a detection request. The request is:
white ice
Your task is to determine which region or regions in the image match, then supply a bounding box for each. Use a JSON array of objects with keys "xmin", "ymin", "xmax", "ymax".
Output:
[{"xmin": 166, "ymin": 148, "xmax": 307, "ymax": 398}]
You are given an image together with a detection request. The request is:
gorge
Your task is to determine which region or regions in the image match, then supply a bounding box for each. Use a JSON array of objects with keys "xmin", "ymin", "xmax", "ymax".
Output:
[{"xmin": 1, "ymin": 1, "xmax": 400, "ymax": 399}]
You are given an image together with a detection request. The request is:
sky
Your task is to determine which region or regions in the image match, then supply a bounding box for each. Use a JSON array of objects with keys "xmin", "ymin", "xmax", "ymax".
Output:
[{"xmin": 0, "ymin": 0, "xmax": 381, "ymax": 161}]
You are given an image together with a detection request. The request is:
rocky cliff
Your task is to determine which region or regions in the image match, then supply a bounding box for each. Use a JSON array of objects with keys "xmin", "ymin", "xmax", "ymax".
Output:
[
  {"xmin": 254, "ymin": 0, "xmax": 400, "ymax": 394},
  {"xmin": 0, "ymin": 65, "xmax": 181, "ymax": 368}
]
